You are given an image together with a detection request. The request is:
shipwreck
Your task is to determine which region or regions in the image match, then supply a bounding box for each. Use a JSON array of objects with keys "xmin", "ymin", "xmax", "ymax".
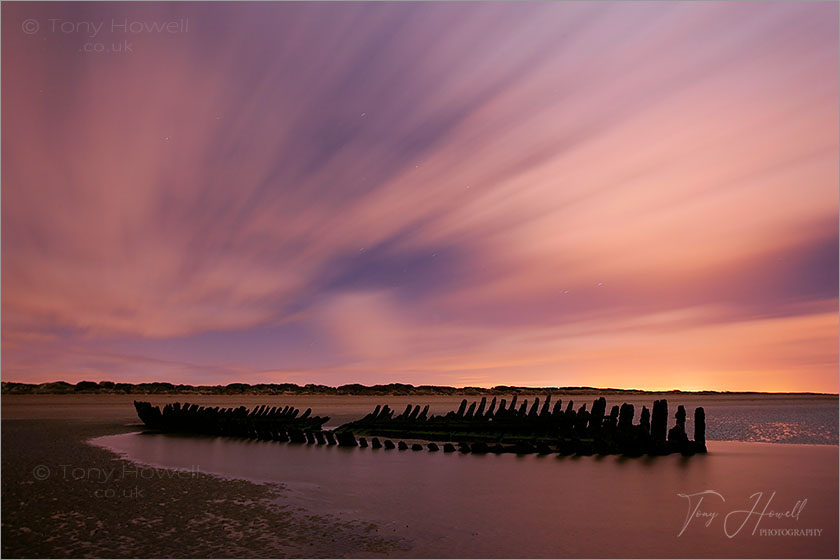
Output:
[{"xmin": 133, "ymin": 395, "xmax": 707, "ymax": 456}]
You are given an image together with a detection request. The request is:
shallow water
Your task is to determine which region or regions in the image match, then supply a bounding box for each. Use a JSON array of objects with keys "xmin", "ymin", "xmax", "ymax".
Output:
[{"xmin": 94, "ymin": 432, "xmax": 838, "ymax": 558}]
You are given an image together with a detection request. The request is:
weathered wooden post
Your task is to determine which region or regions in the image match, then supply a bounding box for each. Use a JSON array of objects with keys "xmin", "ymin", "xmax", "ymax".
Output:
[
  {"xmin": 456, "ymin": 399, "xmax": 467, "ymax": 417},
  {"xmin": 564, "ymin": 404, "xmax": 577, "ymax": 435},
  {"xmin": 486, "ymin": 397, "xmax": 497, "ymax": 417},
  {"xmin": 411, "ymin": 405, "xmax": 424, "ymax": 420},
  {"xmin": 675, "ymin": 405, "xmax": 686, "ymax": 430},
  {"xmin": 694, "ymin": 407, "xmax": 707, "ymax": 453},
  {"xmin": 540, "ymin": 394, "xmax": 552, "ymax": 417},
  {"xmin": 651, "ymin": 399, "xmax": 668, "ymax": 445},
  {"xmin": 476, "ymin": 397, "xmax": 487, "ymax": 418},
  {"xmin": 639, "ymin": 406, "xmax": 651, "ymax": 435},
  {"xmin": 603, "ymin": 405, "xmax": 619, "ymax": 433},
  {"xmin": 618, "ymin": 403, "xmax": 634, "ymax": 432},
  {"xmin": 528, "ymin": 397, "xmax": 541, "ymax": 417},
  {"xmin": 616, "ymin": 403, "xmax": 636, "ymax": 454},
  {"xmin": 589, "ymin": 397, "xmax": 606, "ymax": 436},
  {"xmin": 508, "ymin": 395, "xmax": 518, "ymax": 413},
  {"xmin": 575, "ymin": 404, "xmax": 590, "ymax": 436},
  {"xmin": 667, "ymin": 405, "xmax": 689, "ymax": 453},
  {"xmin": 465, "ymin": 401, "xmax": 477, "ymax": 418}
]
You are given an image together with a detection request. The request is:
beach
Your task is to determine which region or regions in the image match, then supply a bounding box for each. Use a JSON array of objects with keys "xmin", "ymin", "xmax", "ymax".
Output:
[
  {"xmin": 1, "ymin": 397, "xmax": 402, "ymax": 558},
  {"xmin": 2, "ymin": 394, "xmax": 837, "ymax": 558}
]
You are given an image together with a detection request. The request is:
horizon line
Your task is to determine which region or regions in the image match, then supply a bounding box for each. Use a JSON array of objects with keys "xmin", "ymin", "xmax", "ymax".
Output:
[{"xmin": 2, "ymin": 380, "xmax": 837, "ymax": 397}]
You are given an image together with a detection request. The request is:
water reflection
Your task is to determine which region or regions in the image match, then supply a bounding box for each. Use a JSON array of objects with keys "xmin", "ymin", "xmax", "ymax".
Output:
[{"xmin": 93, "ymin": 430, "xmax": 838, "ymax": 558}]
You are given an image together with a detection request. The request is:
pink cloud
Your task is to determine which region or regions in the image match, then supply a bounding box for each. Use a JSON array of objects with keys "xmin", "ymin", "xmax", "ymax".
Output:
[{"xmin": 2, "ymin": 2, "xmax": 837, "ymax": 391}]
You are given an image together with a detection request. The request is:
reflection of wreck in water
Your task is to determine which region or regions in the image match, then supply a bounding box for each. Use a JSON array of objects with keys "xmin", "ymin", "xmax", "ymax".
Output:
[{"xmin": 134, "ymin": 395, "xmax": 706, "ymax": 456}]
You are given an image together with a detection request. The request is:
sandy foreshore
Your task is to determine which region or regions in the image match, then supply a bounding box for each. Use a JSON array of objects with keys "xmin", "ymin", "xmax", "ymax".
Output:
[{"xmin": 1, "ymin": 418, "xmax": 403, "ymax": 558}]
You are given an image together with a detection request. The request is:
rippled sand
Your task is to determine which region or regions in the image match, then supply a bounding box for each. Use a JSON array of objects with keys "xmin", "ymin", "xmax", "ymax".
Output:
[{"xmin": 1, "ymin": 419, "xmax": 402, "ymax": 558}]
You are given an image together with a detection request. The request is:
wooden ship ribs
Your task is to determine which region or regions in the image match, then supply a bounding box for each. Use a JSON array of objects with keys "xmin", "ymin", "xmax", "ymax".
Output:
[
  {"xmin": 133, "ymin": 401, "xmax": 330, "ymax": 442},
  {"xmin": 133, "ymin": 396, "xmax": 707, "ymax": 456}
]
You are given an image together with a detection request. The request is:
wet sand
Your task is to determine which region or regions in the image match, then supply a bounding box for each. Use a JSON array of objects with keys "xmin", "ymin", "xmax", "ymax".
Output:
[{"xmin": 1, "ymin": 419, "xmax": 402, "ymax": 558}]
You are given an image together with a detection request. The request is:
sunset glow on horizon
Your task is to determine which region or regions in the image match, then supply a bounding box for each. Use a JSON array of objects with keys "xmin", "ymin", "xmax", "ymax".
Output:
[{"xmin": 2, "ymin": 2, "xmax": 838, "ymax": 392}]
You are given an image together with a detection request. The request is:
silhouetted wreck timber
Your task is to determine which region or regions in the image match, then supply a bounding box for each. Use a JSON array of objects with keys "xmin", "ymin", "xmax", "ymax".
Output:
[
  {"xmin": 133, "ymin": 401, "xmax": 329, "ymax": 438},
  {"xmin": 337, "ymin": 396, "xmax": 707, "ymax": 456},
  {"xmin": 694, "ymin": 407, "xmax": 707, "ymax": 453},
  {"xmin": 133, "ymin": 396, "xmax": 707, "ymax": 457}
]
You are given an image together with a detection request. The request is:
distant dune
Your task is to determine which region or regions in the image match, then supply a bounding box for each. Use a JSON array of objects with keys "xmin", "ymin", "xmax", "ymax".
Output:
[{"xmin": 1, "ymin": 380, "xmax": 836, "ymax": 397}]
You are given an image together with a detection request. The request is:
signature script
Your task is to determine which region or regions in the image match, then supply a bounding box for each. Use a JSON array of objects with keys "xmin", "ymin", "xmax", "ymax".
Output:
[{"xmin": 677, "ymin": 490, "xmax": 807, "ymax": 538}]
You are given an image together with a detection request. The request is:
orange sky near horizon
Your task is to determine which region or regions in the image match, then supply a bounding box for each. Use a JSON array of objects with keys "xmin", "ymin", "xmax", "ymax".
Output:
[{"xmin": 2, "ymin": 2, "xmax": 838, "ymax": 393}]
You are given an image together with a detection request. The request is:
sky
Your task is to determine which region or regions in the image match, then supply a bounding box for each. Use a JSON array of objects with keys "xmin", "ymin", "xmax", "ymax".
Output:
[{"xmin": 2, "ymin": 2, "xmax": 838, "ymax": 392}]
